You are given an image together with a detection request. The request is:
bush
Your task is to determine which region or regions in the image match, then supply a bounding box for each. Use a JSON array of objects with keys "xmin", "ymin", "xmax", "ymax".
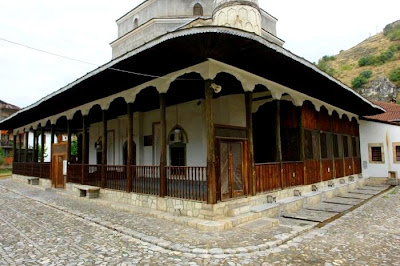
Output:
[
  {"xmin": 389, "ymin": 68, "xmax": 400, "ymax": 84},
  {"xmin": 377, "ymin": 50, "xmax": 394, "ymax": 64},
  {"xmin": 358, "ymin": 55, "xmax": 375, "ymax": 66},
  {"xmin": 360, "ymin": 70, "xmax": 372, "ymax": 79},
  {"xmin": 351, "ymin": 70, "xmax": 373, "ymax": 89}
]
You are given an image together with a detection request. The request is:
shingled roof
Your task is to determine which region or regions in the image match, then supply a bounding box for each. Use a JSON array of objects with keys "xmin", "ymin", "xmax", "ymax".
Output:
[{"xmin": 363, "ymin": 100, "xmax": 400, "ymax": 125}]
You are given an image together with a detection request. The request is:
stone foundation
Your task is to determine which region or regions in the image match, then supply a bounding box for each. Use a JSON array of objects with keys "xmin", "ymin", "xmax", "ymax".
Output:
[{"xmin": 12, "ymin": 174, "xmax": 52, "ymax": 188}]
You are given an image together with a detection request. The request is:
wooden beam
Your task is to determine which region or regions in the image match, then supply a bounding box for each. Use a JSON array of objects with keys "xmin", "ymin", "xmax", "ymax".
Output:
[
  {"xmin": 245, "ymin": 91, "xmax": 256, "ymax": 196},
  {"xmin": 40, "ymin": 127, "xmax": 45, "ymax": 163},
  {"xmin": 126, "ymin": 103, "xmax": 134, "ymax": 193},
  {"xmin": 297, "ymin": 107, "xmax": 306, "ymax": 185},
  {"xmin": 81, "ymin": 115, "xmax": 88, "ymax": 185},
  {"xmin": 18, "ymin": 134, "xmax": 22, "ymax": 163},
  {"xmin": 24, "ymin": 131, "xmax": 29, "ymax": 163},
  {"xmin": 159, "ymin": 93, "xmax": 167, "ymax": 197},
  {"xmin": 33, "ymin": 130, "xmax": 38, "ymax": 163},
  {"xmin": 101, "ymin": 110, "xmax": 108, "ymax": 188},
  {"xmin": 13, "ymin": 135, "xmax": 17, "ymax": 163},
  {"xmin": 275, "ymin": 101, "xmax": 283, "ymax": 189},
  {"xmin": 67, "ymin": 120, "xmax": 71, "ymax": 163},
  {"xmin": 205, "ymin": 80, "xmax": 217, "ymax": 204}
]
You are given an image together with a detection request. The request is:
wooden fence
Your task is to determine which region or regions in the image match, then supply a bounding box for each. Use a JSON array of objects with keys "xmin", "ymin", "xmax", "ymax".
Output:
[{"xmin": 166, "ymin": 166, "xmax": 207, "ymax": 201}]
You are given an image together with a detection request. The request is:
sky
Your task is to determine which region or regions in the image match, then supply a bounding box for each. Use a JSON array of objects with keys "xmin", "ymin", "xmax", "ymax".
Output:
[{"xmin": 0, "ymin": 0, "xmax": 399, "ymax": 108}]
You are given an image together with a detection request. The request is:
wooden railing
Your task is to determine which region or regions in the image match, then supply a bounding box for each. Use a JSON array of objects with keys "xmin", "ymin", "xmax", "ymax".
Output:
[
  {"xmin": 13, "ymin": 162, "xmax": 51, "ymax": 179},
  {"xmin": 321, "ymin": 159, "xmax": 334, "ymax": 181},
  {"xmin": 105, "ymin": 165, "xmax": 127, "ymax": 191},
  {"xmin": 281, "ymin": 162, "xmax": 304, "ymax": 189},
  {"xmin": 166, "ymin": 166, "xmax": 207, "ymax": 201},
  {"xmin": 86, "ymin": 165, "xmax": 102, "ymax": 187},
  {"xmin": 67, "ymin": 164, "xmax": 82, "ymax": 184},
  {"xmin": 304, "ymin": 160, "xmax": 320, "ymax": 185},
  {"xmin": 255, "ymin": 163, "xmax": 281, "ymax": 193},
  {"xmin": 131, "ymin": 166, "xmax": 160, "ymax": 195},
  {"xmin": 334, "ymin": 159, "xmax": 344, "ymax": 178}
]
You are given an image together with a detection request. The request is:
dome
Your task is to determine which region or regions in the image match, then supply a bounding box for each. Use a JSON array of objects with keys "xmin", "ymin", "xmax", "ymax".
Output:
[
  {"xmin": 213, "ymin": 0, "xmax": 259, "ymax": 12},
  {"xmin": 212, "ymin": 0, "xmax": 261, "ymax": 35}
]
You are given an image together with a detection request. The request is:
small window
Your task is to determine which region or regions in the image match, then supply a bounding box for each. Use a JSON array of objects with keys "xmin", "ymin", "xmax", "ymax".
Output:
[
  {"xmin": 169, "ymin": 126, "xmax": 188, "ymax": 166},
  {"xmin": 371, "ymin": 147, "xmax": 382, "ymax": 162},
  {"xmin": 133, "ymin": 18, "xmax": 138, "ymax": 29},
  {"xmin": 368, "ymin": 144, "xmax": 384, "ymax": 163},
  {"xmin": 393, "ymin": 142, "xmax": 400, "ymax": 163},
  {"xmin": 193, "ymin": 3, "xmax": 203, "ymax": 16}
]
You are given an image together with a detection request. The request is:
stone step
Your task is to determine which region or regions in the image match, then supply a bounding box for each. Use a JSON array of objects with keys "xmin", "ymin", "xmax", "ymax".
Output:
[
  {"xmin": 250, "ymin": 203, "xmax": 280, "ymax": 218},
  {"xmin": 226, "ymin": 203, "xmax": 251, "ymax": 217},
  {"xmin": 238, "ymin": 217, "xmax": 279, "ymax": 232}
]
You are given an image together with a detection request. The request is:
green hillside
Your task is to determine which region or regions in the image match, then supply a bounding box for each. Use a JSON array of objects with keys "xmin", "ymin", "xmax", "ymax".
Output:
[{"xmin": 317, "ymin": 20, "xmax": 400, "ymax": 101}]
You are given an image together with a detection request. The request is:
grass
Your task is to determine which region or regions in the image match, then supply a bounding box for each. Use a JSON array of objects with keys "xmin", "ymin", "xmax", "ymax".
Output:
[{"xmin": 0, "ymin": 168, "xmax": 12, "ymax": 178}]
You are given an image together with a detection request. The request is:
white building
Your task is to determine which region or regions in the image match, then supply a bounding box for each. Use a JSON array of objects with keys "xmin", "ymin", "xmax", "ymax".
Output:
[{"xmin": 360, "ymin": 100, "xmax": 400, "ymax": 181}]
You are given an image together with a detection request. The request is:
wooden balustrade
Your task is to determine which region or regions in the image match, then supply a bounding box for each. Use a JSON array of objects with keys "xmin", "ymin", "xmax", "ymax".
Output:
[
  {"xmin": 255, "ymin": 163, "xmax": 281, "ymax": 193},
  {"xmin": 105, "ymin": 165, "xmax": 127, "ymax": 191},
  {"xmin": 86, "ymin": 165, "xmax": 102, "ymax": 187},
  {"xmin": 40, "ymin": 163, "xmax": 51, "ymax": 179},
  {"xmin": 344, "ymin": 158, "xmax": 353, "ymax": 176},
  {"xmin": 321, "ymin": 159, "xmax": 334, "ymax": 181},
  {"xmin": 353, "ymin": 158, "xmax": 361, "ymax": 174},
  {"xmin": 67, "ymin": 164, "xmax": 82, "ymax": 184},
  {"xmin": 166, "ymin": 166, "xmax": 207, "ymax": 201},
  {"xmin": 334, "ymin": 159, "xmax": 344, "ymax": 178},
  {"xmin": 281, "ymin": 162, "xmax": 304, "ymax": 189},
  {"xmin": 131, "ymin": 166, "xmax": 160, "ymax": 195},
  {"xmin": 304, "ymin": 160, "xmax": 320, "ymax": 185}
]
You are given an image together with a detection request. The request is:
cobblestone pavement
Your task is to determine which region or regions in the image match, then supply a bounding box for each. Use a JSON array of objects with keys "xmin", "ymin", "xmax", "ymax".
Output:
[{"xmin": 1, "ymin": 178, "xmax": 400, "ymax": 265}]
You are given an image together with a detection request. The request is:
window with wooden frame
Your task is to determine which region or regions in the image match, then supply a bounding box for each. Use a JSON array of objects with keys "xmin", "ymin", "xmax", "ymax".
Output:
[
  {"xmin": 352, "ymin": 137, "xmax": 358, "ymax": 157},
  {"xmin": 342, "ymin": 135, "xmax": 349, "ymax": 158},
  {"xmin": 333, "ymin": 134, "xmax": 339, "ymax": 158},
  {"xmin": 304, "ymin": 130, "xmax": 313, "ymax": 160},
  {"xmin": 193, "ymin": 3, "xmax": 203, "ymax": 16},
  {"xmin": 368, "ymin": 143, "xmax": 384, "ymax": 163},
  {"xmin": 320, "ymin": 132, "xmax": 333, "ymax": 159},
  {"xmin": 392, "ymin": 142, "xmax": 400, "ymax": 163}
]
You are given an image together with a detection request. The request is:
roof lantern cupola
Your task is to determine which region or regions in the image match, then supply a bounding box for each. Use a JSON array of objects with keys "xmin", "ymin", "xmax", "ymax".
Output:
[{"xmin": 212, "ymin": 0, "xmax": 261, "ymax": 35}]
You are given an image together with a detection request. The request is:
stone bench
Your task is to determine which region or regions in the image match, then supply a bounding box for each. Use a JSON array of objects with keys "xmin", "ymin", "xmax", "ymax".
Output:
[
  {"xmin": 74, "ymin": 185, "xmax": 100, "ymax": 199},
  {"xmin": 27, "ymin": 177, "xmax": 39, "ymax": 185}
]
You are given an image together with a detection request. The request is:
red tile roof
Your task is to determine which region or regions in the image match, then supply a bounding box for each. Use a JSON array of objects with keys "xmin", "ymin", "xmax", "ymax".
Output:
[{"xmin": 364, "ymin": 100, "xmax": 400, "ymax": 124}]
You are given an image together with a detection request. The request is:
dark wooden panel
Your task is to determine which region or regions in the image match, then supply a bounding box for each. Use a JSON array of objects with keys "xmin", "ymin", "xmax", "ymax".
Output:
[
  {"xmin": 319, "ymin": 108, "xmax": 331, "ymax": 132},
  {"xmin": 334, "ymin": 159, "xmax": 344, "ymax": 178},
  {"xmin": 304, "ymin": 160, "xmax": 320, "ymax": 185},
  {"xmin": 281, "ymin": 101, "xmax": 298, "ymax": 129},
  {"xmin": 302, "ymin": 102, "xmax": 318, "ymax": 130},
  {"xmin": 321, "ymin": 159, "xmax": 334, "ymax": 181},
  {"xmin": 255, "ymin": 163, "xmax": 281, "ymax": 193},
  {"xmin": 353, "ymin": 158, "xmax": 361, "ymax": 174},
  {"xmin": 344, "ymin": 158, "xmax": 353, "ymax": 176},
  {"xmin": 282, "ymin": 162, "xmax": 304, "ymax": 188}
]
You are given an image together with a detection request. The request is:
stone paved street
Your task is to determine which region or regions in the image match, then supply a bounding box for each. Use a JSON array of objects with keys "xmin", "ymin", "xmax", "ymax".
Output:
[{"xmin": 1, "ymin": 178, "xmax": 400, "ymax": 265}]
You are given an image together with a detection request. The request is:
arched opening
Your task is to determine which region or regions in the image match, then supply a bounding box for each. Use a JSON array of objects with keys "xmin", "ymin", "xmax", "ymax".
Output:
[
  {"xmin": 123, "ymin": 140, "xmax": 136, "ymax": 166},
  {"xmin": 169, "ymin": 126, "xmax": 188, "ymax": 166},
  {"xmin": 133, "ymin": 18, "xmax": 138, "ymax": 29},
  {"xmin": 193, "ymin": 3, "xmax": 203, "ymax": 16}
]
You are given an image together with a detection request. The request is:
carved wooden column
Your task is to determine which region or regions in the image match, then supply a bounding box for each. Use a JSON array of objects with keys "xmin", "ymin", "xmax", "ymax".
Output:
[
  {"xmin": 101, "ymin": 110, "xmax": 108, "ymax": 188},
  {"xmin": 126, "ymin": 103, "xmax": 134, "ymax": 193},
  {"xmin": 40, "ymin": 127, "xmax": 45, "ymax": 163},
  {"xmin": 159, "ymin": 93, "xmax": 167, "ymax": 197},
  {"xmin": 33, "ymin": 130, "xmax": 38, "ymax": 163},
  {"xmin": 13, "ymin": 134, "xmax": 17, "ymax": 163},
  {"xmin": 81, "ymin": 115, "xmax": 88, "ymax": 185},
  {"xmin": 205, "ymin": 80, "xmax": 217, "ymax": 204},
  {"xmin": 275, "ymin": 101, "xmax": 284, "ymax": 189},
  {"xmin": 297, "ymin": 107, "xmax": 306, "ymax": 186},
  {"xmin": 245, "ymin": 91, "xmax": 256, "ymax": 196},
  {"xmin": 24, "ymin": 131, "xmax": 29, "ymax": 162},
  {"xmin": 18, "ymin": 133, "xmax": 22, "ymax": 163},
  {"xmin": 330, "ymin": 116, "xmax": 336, "ymax": 179},
  {"xmin": 67, "ymin": 120, "xmax": 71, "ymax": 163}
]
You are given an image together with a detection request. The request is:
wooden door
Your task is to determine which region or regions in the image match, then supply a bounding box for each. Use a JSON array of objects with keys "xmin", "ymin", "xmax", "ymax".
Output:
[
  {"xmin": 218, "ymin": 140, "xmax": 245, "ymax": 200},
  {"xmin": 51, "ymin": 142, "xmax": 67, "ymax": 188}
]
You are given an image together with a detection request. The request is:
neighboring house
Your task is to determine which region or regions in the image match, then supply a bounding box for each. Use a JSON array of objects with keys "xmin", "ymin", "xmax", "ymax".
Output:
[
  {"xmin": 360, "ymin": 100, "xmax": 400, "ymax": 180},
  {"xmin": 0, "ymin": 0, "xmax": 384, "ymax": 218},
  {"xmin": 0, "ymin": 100, "xmax": 20, "ymax": 165}
]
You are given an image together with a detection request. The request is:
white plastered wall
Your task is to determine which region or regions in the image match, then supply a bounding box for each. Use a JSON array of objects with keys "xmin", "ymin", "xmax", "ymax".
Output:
[
  {"xmin": 359, "ymin": 120, "xmax": 400, "ymax": 178},
  {"xmin": 88, "ymin": 95, "xmax": 246, "ymax": 166}
]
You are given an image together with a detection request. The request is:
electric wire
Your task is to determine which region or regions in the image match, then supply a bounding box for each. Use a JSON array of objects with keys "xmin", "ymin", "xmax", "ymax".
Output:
[{"xmin": 0, "ymin": 37, "xmax": 203, "ymax": 81}]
